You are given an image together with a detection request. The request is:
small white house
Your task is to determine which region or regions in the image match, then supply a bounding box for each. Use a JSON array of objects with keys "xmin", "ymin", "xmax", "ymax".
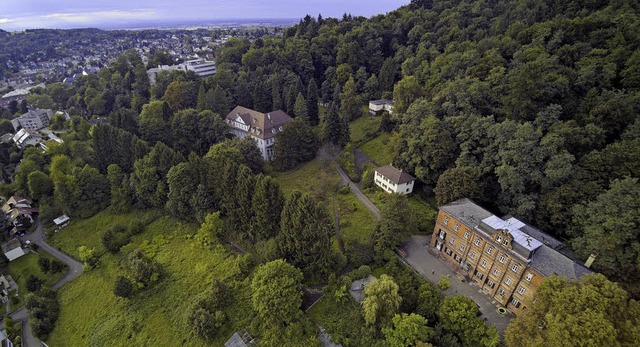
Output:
[
  {"xmin": 53, "ymin": 215, "xmax": 70, "ymax": 231},
  {"xmin": 368, "ymin": 99, "xmax": 394, "ymax": 115},
  {"xmin": 1, "ymin": 239, "xmax": 27, "ymax": 262},
  {"xmin": 374, "ymin": 165, "xmax": 415, "ymax": 195}
]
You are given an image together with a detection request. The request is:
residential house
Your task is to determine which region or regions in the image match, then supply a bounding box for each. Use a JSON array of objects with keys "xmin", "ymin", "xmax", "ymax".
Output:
[
  {"xmin": 2, "ymin": 196, "xmax": 38, "ymax": 234},
  {"xmin": 10, "ymin": 108, "xmax": 53, "ymax": 131},
  {"xmin": 12, "ymin": 128, "xmax": 42, "ymax": 149},
  {"xmin": 430, "ymin": 198, "xmax": 591, "ymax": 316},
  {"xmin": 225, "ymin": 106, "xmax": 293, "ymax": 160},
  {"xmin": 1, "ymin": 239, "xmax": 26, "ymax": 262},
  {"xmin": 374, "ymin": 165, "xmax": 415, "ymax": 195},
  {"xmin": 368, "ymin": 99, "xmax": 394, "ymax": 115}
]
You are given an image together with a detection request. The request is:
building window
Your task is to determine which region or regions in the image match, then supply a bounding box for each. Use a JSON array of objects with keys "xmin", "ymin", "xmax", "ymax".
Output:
[
  {"xmin": 474, "ymin": 239, "xmax": 481, "ymax": 246},
  {"xmin": 443, "ymin": 217, "xmax": 449, "ymax": 225},
  {"xmin": 518, "ymin": 287, "xmax": 526, "ymax": 295},
  {"xmin": 481, "ymin": 260, "xmax": 487, "ymax": 268},
  {"xmin": 511, "ymin": 264, "xmax": 520, "ymax": 273},
  {"xmin": 525, "ymin": 273, "xmax": 533, "ymax": 282},
  {"xmin": 469, "ymin": 252, "xmax": 476, "ymax": 260},
  {"xmin": 439, "ymin": 230, "xmax": 446, "ymax": 239},
  {"xmin": 464, "ymin": 231, "xmax": 470, "ymax": 239},
  {"xmin": 492, "ymin": 268, "xmax": 499, "ymax": 276},
  {"xmin": 454, "ymin": 224, "xmax": 460, "ymax": 232},
  {"xmin": 487, "ymin": 279, "xmax": 495, "ymax": 288},
  {"xmin": 486, "ymin": 246, "xmax": 493, "ymax": 255},
  {"xmin": 498, "ymin": 288, "xmax": 505, "ymax": 296},
  {"xmin": 505, "ymin": 277, "xmax": 512, "ymax": 285},
  {"xmin": 511, "ymin": 298, "xmax": 521, "ymax": 308},
  {"xmin": 475, "ymin": 271, "xmax": 483, "ymax": 279},
  {"xmin": 449, "ymin": 237, "xmax": 455, "ymax": 245},
  {"xmin": 503, "ymin": 239, "xmax": 509, "ymax": 246},
  {"xmin": 454, "ymin": 254, "xmax": 462, "ymax": 263},
  {"xmin": 445, "ymin": 248, "xmax": 452, "ymax": 256},
  {"xmin": 498, "ymin": 255, "xmax": 506, "ymax": 263},
  {"xmin": 459, "ymin": 244, "xmax": 465, "ymax": 252},
  {"xmin": 496, "ymin": 235, "xmax": 502, "ymax": 242}
]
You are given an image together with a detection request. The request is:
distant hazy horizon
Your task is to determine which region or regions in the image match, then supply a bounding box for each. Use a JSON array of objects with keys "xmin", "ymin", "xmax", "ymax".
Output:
[{"xmin": 0, "ymin": 0, "xmax": 410, "ymax": 31}]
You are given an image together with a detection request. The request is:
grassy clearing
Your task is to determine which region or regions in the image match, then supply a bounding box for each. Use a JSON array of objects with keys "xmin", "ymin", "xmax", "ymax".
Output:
[
  {"xmin": 272, "ymin": 156, "xmax": 341, "ymax": 205},
  {"xmin": 349, "ymin": 115, "xmax": 381, "ymax": 146},
  {"xmin": 358, "ymin": 133, "xmax": 394, "ymax": 166},
  {"xmin": 4, "ymin": 251, "xmax": 65, "ymax": 298},
  {"xmin": 335, "ymin": 190, "xmax": 376, "ymax": 244},
  {"xmin": 363, "ymin": 188, "xmax": 437, "ymax": 233},
  {"xmin": 46, "ymin": 214, "xmax": 256, "ymax": 347},
  {"xmin": 47, "ymin": 209, "xmax": 161, "ymax": 259}
]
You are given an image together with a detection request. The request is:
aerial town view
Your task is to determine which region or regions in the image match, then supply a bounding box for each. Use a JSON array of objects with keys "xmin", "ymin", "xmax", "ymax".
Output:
[{"xmin": 0, "ymin": 0, "xmax": 639, "ymax": 346}]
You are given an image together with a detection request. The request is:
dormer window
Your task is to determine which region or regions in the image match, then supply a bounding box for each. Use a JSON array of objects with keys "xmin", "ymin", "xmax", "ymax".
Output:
[
  {"xmin": 278, "ymin": 126, "xmax": 283, "ymax": 131},
  {"xmin": 271, "ymin": 129, "xmax": 276, "ymax": 134},
  {"xmin": 503, "ymin": 239, "xmax": 509, "ymax": 246},
  {"xmin": 253, "ymin": 118, "xmax": 257, "ymax": 123},
  {"xmin": 496, "ymin": 235, "xmax": 502, "ymax": 242}
]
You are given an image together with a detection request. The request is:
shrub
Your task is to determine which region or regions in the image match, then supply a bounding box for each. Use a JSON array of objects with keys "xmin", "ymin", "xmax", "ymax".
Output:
[
  {"xmin": 101, "ymin": 224, "xmax": 130, "ymax": 254},
  {"xmin": 113, "ymin": 276, "xmax": 134, "ymax": 298},
  {"xmin": 25, "ymin": 275, "xmax": 44, "ymax": 292},
  {"xmin": 38, "ymin": 256, "xmax": 50, "ymax": 273},
  {"xmin": 438, "ymin": 275, "xmax": 450, "ymax": 291}
]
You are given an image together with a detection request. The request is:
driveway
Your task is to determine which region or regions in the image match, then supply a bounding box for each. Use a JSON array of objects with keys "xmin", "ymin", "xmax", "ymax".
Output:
[
  {"xmin": 402, "ymin": 235, "xmax": 513, "ymax": 334},
  {"xmin": 11, "ymin": 218, "xmax": 85, "ymax": 346}
]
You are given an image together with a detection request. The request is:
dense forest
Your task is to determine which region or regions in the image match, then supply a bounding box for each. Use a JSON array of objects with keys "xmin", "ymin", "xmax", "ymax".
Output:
[{"xmin": 1, "ymin": 0, "xmax": 640, "ymax": 345}]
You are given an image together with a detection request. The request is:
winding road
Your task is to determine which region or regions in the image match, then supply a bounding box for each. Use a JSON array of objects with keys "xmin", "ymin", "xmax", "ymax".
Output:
[{"xmin": 8, "ymin": 218, "xmax": 84, "ymax": 347}]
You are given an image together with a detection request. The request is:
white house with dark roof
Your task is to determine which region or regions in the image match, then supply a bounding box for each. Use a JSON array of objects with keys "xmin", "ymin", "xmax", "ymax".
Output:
[
  {"xmin": 374, "ymin": 165, "xmax": 415, "ymax": 194},
  {"xmin": 225, "ymin": 105, "xmax": 293, "ymax": 160}
]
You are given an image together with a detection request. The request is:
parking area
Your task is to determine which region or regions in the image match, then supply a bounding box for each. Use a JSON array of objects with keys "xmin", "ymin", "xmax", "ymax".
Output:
[{"xmin": 402, "ymin": 235, "xmax": 513, "ymax": 334}]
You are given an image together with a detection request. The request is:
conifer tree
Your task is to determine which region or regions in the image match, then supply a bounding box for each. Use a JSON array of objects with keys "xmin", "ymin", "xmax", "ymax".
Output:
[
  {"xmin": 251, "ymin": 175, "xmax": 285, "ymax": 241},
  {"xmin": 293, "ymin": 92, "xmax": 308, "ymax": 121},
  {"xmin": 306, "ymin": 79, "xmax": 319, "ymax": 125}
]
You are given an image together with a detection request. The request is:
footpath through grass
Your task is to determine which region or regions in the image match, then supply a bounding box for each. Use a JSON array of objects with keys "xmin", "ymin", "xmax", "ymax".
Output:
[
  {"xmin": 272, "ymin": 156, "xmax": 342, "ymax": 205},
  {"xmin": 46, "ymin": 212, "xmax": 256, "ymax": 346}
]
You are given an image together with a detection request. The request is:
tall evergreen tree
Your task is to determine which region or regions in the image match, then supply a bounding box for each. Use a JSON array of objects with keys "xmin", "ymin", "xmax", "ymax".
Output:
[
  {"xmin": 323, "ymin": 99, "xmax": 349, "ymax": 147},
  {"xmin": 277, "ymin": 191, "xmax": 334, "ymax": 279},
  {"xmin": 251, "ymin": 175, "xmax": 285, "ymax": 241},
  {"xmin": 306, "ymin": 79, "xmax": 319, "ymax": 126},
  {"xmin": 293, "ymin": 92, "xmax": 308, "ymax": 121},
  {"xmin": 340, "ymin": 76, "xmax": 362, "ymax": 121}
]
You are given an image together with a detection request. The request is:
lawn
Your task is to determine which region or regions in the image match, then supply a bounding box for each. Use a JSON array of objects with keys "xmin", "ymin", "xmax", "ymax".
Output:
[
  {"xmin": 358, "ymin": 132, "xmax": 394, "ymax": 166},
  {"xmin": 4, "ymin": 251, "xmax": 66, "ymax": 298},
  {"xmin": 335, "ymin": 190, "xmax": 377, "ymax": 244},
  {"xmin": 47, "ymin": 209, "xmax": 162, "ymax": 258},
  {"xmin": 363, "ymin": 188, "xmax": 437, "ymax": 233},
  {"xmin": 46, "ymin": 214, "xmax": 257, "ymax": 346},
  {"xmin": 349, "ymin": 115, "xmax": 381, "ymax": 146},
  {"xmin": 272, "ymin": 157, "xmax": 342, "ymax": 205}
]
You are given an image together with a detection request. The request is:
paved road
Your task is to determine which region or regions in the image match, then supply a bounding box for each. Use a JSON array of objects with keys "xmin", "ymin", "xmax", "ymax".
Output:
[
  {"xmin": 10, "ymin": 218, "xmax": 85, "ymax": 346},
  {"xmin": 335, "ymin": 164, "xmax": 381, "ymax": 220},
  {"xmin": 402, "ymin": 235, "xmax": 513, "ymax": 334}
]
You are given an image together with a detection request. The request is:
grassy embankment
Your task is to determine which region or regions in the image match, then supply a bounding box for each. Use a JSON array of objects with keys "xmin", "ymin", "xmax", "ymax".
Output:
[{"xmin": 45, "ymin": 210, "xmax": 256, "ymax": 346}]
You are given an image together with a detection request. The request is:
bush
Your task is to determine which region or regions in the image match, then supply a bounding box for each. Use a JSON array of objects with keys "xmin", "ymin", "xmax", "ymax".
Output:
[
  {"xmin": 38, "ymin": 256, "xmax": 50, "ymax": 273},
  {"xmin": 438, "ymin": 275, "xmax": 450, "ymax": 291},
  {"xmin": 101, "ymin": 224, "xmax": 130, "ymax": 254},
  {"xmin": 25, "ymin": 289, "xmax": 60, "ymax": 338},
  {"xmin": 50, "ymin": 259, "xmax": 65, "ymax": 273},
  {"xmin": 25, "ymin": 275, "xmax": 44, "ymax": 292},
  {"xmin": 113, "ymin": 276, "xmax": 134, "ymax": 298}
]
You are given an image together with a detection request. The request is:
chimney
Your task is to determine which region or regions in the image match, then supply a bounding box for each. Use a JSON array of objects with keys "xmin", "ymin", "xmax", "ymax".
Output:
[{"xmin": 584, "ymin": 251, "xmax": 598, "ymax": 268}]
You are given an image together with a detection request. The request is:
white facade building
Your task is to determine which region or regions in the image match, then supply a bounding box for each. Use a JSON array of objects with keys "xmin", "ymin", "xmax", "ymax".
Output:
[
  {"xmin": 11, "ymin": 108, "xmax": 53, "ymax": 131},
  {"xmin": 369, "ymin": 99, "xmax": 394, "ymax": 115},
  {"xmin": 225, "ymin": 106, "xmax": 293, "ymax": 160},
  {"xmin": 183, "ymin": 59, "xmax": 217, "ymax": 78},
  {"xmin": 374, "ymin": 165, "xmax": 415, "ymax": 195},
  {"xmin": 12, "ymin": 128, "xmax": 42, "ymax": 148}
]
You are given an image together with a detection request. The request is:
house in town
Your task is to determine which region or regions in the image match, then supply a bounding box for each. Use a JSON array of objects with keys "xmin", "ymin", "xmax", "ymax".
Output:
[
  {"xmin": 430, "ymin": 198, "xmax": 591, "ymax": 316},
  {"xmin": 10, "ymin": 108, "xmax": 53, "ymax": 131},
  {"xmin": 225, "ymin": 106, "xmax": 293, "ymax": 160},
  {"xmin": 368, "ymin": 99, "xmax": 394, "ymax": 115},
  {"xmin": 2, "ymin": 196, "xmax": 38, "ymax": 234},
  {"xmin": 12, "ymin": 128, "xmax": 42, "ymax": 149},
  {"xmin": 1, "ymin": 239, "xmax": 27, "ymax": 262},
  {"xmin": 374, "ymin": 165, "xmax": 415, "ymax": 195}
]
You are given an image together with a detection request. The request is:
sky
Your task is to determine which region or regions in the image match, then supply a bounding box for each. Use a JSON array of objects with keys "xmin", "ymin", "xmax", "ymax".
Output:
[{"xmin": 0, "ymin": 0, "xmax": 410, "ymax": 31}]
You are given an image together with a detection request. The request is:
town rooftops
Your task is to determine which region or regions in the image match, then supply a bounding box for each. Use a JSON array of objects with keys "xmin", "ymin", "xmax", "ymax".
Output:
[
  {"xmin": 375, "ymin": 165, "xmax": 415, "ymax": 185},
  {"xmin": 225, "ymin": 106, "xmax": 292, "ymax": 140},
  {"xmin": 1, "ymin": 239, "xmax": 22, "ymax": 254},
  {"xmin": 440, "ymin": 198, "xmax": 493, "ymax": 229}
]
